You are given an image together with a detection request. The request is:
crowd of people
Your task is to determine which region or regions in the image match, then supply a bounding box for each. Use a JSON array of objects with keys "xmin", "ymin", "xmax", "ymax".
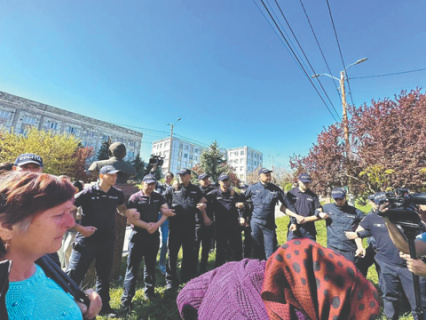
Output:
[{"xmin": 0, "ymin": 152, "xmax": 426, "ymax": 319}]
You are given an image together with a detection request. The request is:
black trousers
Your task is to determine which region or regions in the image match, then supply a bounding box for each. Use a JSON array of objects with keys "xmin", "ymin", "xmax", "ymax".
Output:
[
  {"xmin": 215, "ymin": 224, "xmax": 242, "ymax": 267},
  {"xmin": 166, "ymin": 221, "xmax": 196, "ymax": 285},
  {"xmin": 194, "ymin": 223, "xmax": 214, "ymax": 274},
  {"xmin": 121, "ymin": 230, "xmax": 160, "ymax": 305}
]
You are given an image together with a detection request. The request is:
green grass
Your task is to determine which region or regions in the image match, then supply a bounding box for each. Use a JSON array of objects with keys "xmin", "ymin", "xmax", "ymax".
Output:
[{"xmin": 99, "ymin": 205, "xmax": 415, "ymax": 319}]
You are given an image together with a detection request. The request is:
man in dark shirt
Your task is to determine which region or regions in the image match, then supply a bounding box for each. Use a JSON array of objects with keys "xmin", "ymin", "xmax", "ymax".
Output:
[
  {"xmin": 121, "ymin": 174, "xmax": 175, "ymax": 311},
  {"xmin": 67, "ymin": 165, "xmax": 126, "ymax": 317},
  {"xmin": 286, "ymin": 173, "xmax": 326, "ymax": 241},
  {"xmin": 207, "ymin": 173, "xmax": 242, "ymax": 267},
  {"xmin": 194, "ymin": 173, "xmax": 216, "ymax": 274},
  {"xmin": 350, "ymin": 192, "xmax": 421, "ymax": 320},
  {"xmin": 164, "ymin": 168, "xmax": 208, "ymax": 288},
  {"xmin": 323, "ymin": 188, "xmax": 364, "ymax": 262},
  {"xmin": 237, "ymin": 168, "xmax": 298, "ymax": 260}
]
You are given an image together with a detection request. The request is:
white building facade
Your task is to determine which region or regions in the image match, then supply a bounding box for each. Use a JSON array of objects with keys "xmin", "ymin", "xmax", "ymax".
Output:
[
  {"xmin": 226, "ymin": 146, "xmax": 263, "ymax": 182},
  {"xmin": 151, "ymin": 136, "xmax": 206, "ymax": 175},
  {"xmin": 0, "ymin": 91, "xmax": 142, "ymax": 162}
]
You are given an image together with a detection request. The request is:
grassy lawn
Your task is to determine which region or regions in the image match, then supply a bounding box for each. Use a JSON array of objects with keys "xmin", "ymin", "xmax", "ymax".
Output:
[{"xmin": 98, "ymin": 204, "xmax": 415, "ymax": 319}]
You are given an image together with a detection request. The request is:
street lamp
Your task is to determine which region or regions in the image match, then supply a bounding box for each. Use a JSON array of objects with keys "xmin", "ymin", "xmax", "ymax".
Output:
[
  {"xmin": 167, "ymin": 118, "xmax": 182, "ymax": 172},
  {"xmin": 311, "ymin": 58, "xmax": 367, "ymax": 198}
]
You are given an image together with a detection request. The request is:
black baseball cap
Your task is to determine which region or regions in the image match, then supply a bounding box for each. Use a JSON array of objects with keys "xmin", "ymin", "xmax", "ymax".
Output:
[
  {"xmin": 143, "ymin": 174, "xmax": 156, "ymax": 184},
  {"xmin": 99, "ymin": 165, "xmax": 120, "ymax": 175},
  {"xmin": 258, "ymin": 168, "xmax": 272, "ymax": 175},
  {"xmin": 14, "ymin": 153, "xmax": 43, "ymax": 167},
  {"xmin": 178, "ymin": 168, "xmax": 191, "ymax": 175},
  {"xmin": 198, "ymin": 173, "xmax": 210, "ymax": 180}
]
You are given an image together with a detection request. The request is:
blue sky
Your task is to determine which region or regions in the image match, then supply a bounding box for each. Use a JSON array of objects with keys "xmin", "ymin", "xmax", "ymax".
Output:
[{"xmin": 0, "ymin": 0, "xmax": 424, "ymax": 169}]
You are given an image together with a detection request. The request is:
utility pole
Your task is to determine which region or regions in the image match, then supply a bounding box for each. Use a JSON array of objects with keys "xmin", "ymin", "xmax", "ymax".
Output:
[
  {"xmin": 312, "ymin": 58, "xmax": 367, "ymax": 200},
  {"xmin": 167, "ymin": 118, "xmax": 181, "ymax": 172}
]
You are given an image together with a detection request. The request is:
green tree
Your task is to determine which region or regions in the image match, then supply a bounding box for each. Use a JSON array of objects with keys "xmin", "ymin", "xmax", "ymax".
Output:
[
  {"xmin": 199, "ymin": 141, "xmax": 226, "ymax": 182},
  {"xmin": 0, "ymin": 127, "xmax": 91, "ymax": 177},
  {"xmin": 131, "ymin": 154, "xmax": 145, "ymax": 181},
  {"xmin": 97, "ymin": 141, "xmax": 110, "ymax": 160}
]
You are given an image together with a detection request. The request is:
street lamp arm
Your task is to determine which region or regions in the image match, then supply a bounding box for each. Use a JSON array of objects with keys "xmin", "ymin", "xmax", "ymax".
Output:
[
  {"xmin": 345, "ymin": 58, "xmax": 368, "ymax": 71},
  {"xmin": 311, "ymin": 73, "xmax": 340, "ymax": 81}
]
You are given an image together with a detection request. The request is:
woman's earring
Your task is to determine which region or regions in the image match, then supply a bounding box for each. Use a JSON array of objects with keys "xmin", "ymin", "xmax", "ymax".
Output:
[{"xmin": 4, "ymin": 237, "xmax": 11, "ymax": 251}]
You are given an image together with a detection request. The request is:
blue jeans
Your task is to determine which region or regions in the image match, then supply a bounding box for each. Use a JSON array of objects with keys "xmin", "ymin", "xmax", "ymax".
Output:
[
  {"xmin": 250, "ymin": 221, "xmax": 276, "ymax": 260},
  {"xmin": 159, "ymin": 217, "xmax": 169, "ymax": 267},
  {"xmin": 379, "ymin": 261, "xmax": 424, "ymax": 320},
  {"xmin": 121, "ymin": 230, "xmax": 160, "ymax": 305},
  {"xmin": 67, "ymin": 238, "xmax": 114, "ymax": 305}
]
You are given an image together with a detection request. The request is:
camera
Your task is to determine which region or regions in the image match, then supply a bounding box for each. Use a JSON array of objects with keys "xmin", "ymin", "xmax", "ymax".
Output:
[
  {"xmin": 149, "ymin": 154, "xmax": 165, "ymax": 167},
  {"xmin": 378, "ymin": 189, "xmax": 426, "ymax": 231}
]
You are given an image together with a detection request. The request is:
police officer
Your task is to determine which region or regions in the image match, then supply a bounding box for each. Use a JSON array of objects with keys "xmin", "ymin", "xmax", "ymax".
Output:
[
  {"xmin": 164, "ymin": 168, "xmax": 208, "ymax": 289},
  {"xmin": 286, "ymin": 173, "xmax": 326, "ymax": 241},
  {"xmin": 351, "ymin": 192, "xmax": 422, "ymax": 320},
  {"xmin": 237, "ymin": 168, "xmax": 297, "ymax": 260},
  {"xmin": 67, "ymin": 165, "xmax": 126, "ymax": 317},
  {"xmin": 121, "ymin": 174, "xmax": 175, "ymax": 312},
  {"xmin": 207, "ymin": 173, "xmax": 242, "ymax": 267},
  {"xmin": 323, "ymin": 188, "xmax": 364, "ymax": 262},
  {"xmin": 194, "ymin": 173, "xmax": 216, "ymax": 274}
]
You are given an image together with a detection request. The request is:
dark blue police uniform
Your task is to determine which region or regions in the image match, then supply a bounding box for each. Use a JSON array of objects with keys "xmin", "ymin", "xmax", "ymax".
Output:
[
  {"xmin": 360, "ymin": 211, "xmax": 423, "ymax": 320},
  {"xmin": 323, "ymin": 202, "xmax": 364, "ymax": 262},
  {"xmin": 67, "ymin": 184, "xmax": 124, "ymax": 306},
  {"xmin": 121, "ymin": 190, "xmax": 166, "ymax": 306},
  {"xmin": 286, "ymin": 187, "xmax": 322, "ymax": 241},
  {"xmin": 207, "ymin": 188, "xmax": 242, "ymax": 267},
  {"xmin": 194, "ymin": 184, "xmax": 216, "ymax": 274},
  {"xmin": 164, "ymin": 183, "xmax": 203, "ymax": 286},
  {"xmin": 243, "ymin": 182, "xmax": 292, "ymax": 259}
]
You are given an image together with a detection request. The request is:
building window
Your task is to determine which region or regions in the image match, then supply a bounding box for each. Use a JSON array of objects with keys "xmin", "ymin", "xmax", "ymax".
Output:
[
  {"xmin": 240, "ymin": 151, "xmax": 244, "ymax": 155},
  {"xmin": 86, "ymin": 130, "xmax": 95, "ymax": 137},
  {"xmin": 183, "ymin": 153, "xmax": 188, "ymax": 158},
  {"xmin": 164, "ymin": 142, "xmax": 169, "ymax": 148},
  {"xmin": 67, "ymin": 126, "xmax": 77, "ymax": 134},
  {"xmin": 102, "ymin": 134, "xmax": 110, "ymax": 142},
  {"xmin": 0, "ymin": 110, "xmax": 12, "ymax": 120},
  {"xmin": 184, "ymin": 145, "xmax": 189, "ymax": 150},
  {"xmin": 22, "ymin": 115, "xmax": 37, "ymax": 125}
]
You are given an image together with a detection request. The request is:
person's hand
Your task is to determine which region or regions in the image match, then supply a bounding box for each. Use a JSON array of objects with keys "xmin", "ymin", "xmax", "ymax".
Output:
[
  {"xmin": 239, "ymin": 217, "xmax": 245, "ymax": 226},
  {"xmin": 355, "ymin": 247, "xmax": 366, "ymax": 257},
  {"xmin": 80, "ymin": 226, "xmax": 97, "ymax": 238},
  {"xmin": 162, "ymin": 208, "xmax": 176, "ymax": 217},
  {"xmin": 197, "ymin": 202, "xmax": 207, "ymax": 210},
  {"xmin": 126, "ymin": 209, "xmax": 140, "ymax": 223},
  {"xmin": 235, "ymin": 202, "xmax": 244, "ymax": 209},
  {"xmin": 77, "ymin": 289, "xmax": 102, "ymax": 320},
  {"xmin": 319, "ymin": 212, "xmax": 330, "ymax": 219},
  {"xmin": 345, "ymin": 231, "xmax": 358, "ymax": 240},
  {"xmin": 147, "ymin": 222, "xmax": 159, "ymax": 234},
  {"xmin": 295, "ymin": 215, "xmax": 305, "ymax": 224},
  {"xmin": 378, "ymin": 202, "xmax": 389, "ymax": 214},
  {"xmin": 404, "ymin": 257, "xmax": 426, "ymax": 276},
  {"xmin": 289, "ymin": 224, "xmax": 297, "ymax": 232},
  {"xmin": 204, "ymin": 216, "xmax": 213, "ymax": 226}
]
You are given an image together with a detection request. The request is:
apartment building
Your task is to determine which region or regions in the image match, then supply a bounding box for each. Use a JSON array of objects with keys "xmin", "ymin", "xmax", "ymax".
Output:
[
  {"xmin": 0, "ymin": 91, "xmax": 142, "ymax": 161},
  {"xmin": 226, "ymin": 146, "xmax": 263, "ymax": 182}
]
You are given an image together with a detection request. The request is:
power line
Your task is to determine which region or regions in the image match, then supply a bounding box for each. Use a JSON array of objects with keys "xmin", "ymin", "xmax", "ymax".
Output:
[
  {"xmin": 298, "ymin": 0, "xmax": 341, "ymax": 102},
  {"xmin": 350, "ymin": 67, "xmax": 426, "ymax": 79},
  {"xmin": 271, "ymin": 0, "xmax": 340, "ymax": 120},
  {"xmin": 251, "ymin": 0, "xmax": 312, "ymax": 75},
  {"xmin": 255, "ymin": 0, "xmax": 340, "ymax": 122},
  {"xmin": 325, "ymin": 0, "xmax": 355, "ymax": 106}
]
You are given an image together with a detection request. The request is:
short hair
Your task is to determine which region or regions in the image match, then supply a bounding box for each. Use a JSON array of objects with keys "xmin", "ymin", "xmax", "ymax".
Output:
[
  {"xmin": 0, "ymin": 162, "xmax": 13, "ymax": 175},
  {"xmin": 0, "ymin": 172, "xmax": 75, "ymax": 236},
  {"xmin": 166, "ymin": 172, "xmax": 174, "ymax": 178},
  {"xmin": 72, "ymin": 180, "xmax": 84, "ymax": 193}
]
